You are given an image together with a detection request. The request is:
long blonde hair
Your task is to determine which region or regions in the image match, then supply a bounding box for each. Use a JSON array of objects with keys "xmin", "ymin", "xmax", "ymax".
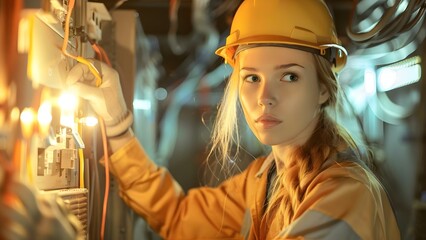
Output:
[{"xmin": 207, "ymin": 60, "xmax": 248, "ymax": 182}]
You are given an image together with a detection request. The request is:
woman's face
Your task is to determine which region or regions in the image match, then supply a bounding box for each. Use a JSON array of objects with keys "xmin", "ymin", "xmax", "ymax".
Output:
[{"xmin": 238, "ymin": 47, "xmax": 329, "ymax": 147}]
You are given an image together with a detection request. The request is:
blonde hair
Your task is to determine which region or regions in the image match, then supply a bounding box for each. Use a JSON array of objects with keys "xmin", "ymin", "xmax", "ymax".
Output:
[
  {"xmin": 207, "ymin": 61, "xmax": 244, "ymax": 181},
  {"xmin": 208, "ymin": 51, "xmax": 370, "ymax": 227}
]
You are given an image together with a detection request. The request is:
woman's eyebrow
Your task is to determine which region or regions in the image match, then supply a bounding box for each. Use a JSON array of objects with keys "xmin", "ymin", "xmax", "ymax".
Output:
[
  {"xmin": 240, "ymin": 67, "xmax": 257, "ymax": 71},
  {"xmin": 240, "ymin": 63, "xmax": 305, "ymax": 72},
  {"xmin": 275, "ymin": 63, "xmax": 305, "ymax": 70}
]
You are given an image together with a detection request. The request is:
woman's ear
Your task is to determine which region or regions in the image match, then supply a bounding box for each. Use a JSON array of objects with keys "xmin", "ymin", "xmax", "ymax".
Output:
[{"xmin": 318, "ymin": 84, "xmax": 330, "ymax": 105}]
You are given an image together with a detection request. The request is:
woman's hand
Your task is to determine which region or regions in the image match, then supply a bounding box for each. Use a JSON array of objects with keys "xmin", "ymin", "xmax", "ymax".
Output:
[{"xmin": 66, "ymin": 60, "xmax": 133, "ymax": 137}]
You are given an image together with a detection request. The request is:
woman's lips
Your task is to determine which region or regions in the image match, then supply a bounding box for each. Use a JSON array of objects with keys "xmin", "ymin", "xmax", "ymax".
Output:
[{"xmin": 255, "ymin": 115, "xmax": 282, "ymax": 129}]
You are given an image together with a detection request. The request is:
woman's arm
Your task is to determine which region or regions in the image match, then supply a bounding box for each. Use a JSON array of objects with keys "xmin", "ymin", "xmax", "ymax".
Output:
[{"xmin": 108, "ymin": 137, "xmax": 250, "ymax": 239}]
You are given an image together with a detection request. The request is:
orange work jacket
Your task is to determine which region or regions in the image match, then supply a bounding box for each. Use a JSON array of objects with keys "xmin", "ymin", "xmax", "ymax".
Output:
[{"xmin": 108, "ymin": 138, "xmax": 400, "ymax": 239}]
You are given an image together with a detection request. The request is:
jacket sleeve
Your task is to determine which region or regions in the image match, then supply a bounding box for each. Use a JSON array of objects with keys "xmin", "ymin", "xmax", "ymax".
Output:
[
  {"xmin": 275, "ymin": 163, "xmax": 400, "ymax": 240},
  {"xmin": 108, "ymin": 137, "xmax": 249, "ymax": 239}
]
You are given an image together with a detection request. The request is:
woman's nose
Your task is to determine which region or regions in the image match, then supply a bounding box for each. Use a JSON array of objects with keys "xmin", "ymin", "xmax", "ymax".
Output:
[
  {"xmin": 258, "ymin": 98, "xmax": 275, "ymax": 106},
  {"xmin": 257, "ymin": 83, "xmax": 276, "ymax": 107}
]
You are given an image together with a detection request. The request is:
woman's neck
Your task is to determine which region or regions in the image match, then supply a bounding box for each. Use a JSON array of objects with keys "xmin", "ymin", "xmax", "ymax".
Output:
[{"xmin": 272, "ymin": 145, "xmax": 299, "ymax": 173}]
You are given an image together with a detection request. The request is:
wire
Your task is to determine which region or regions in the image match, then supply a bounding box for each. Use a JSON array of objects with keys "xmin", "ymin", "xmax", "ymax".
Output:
[
  {"xmin": 62, "ymin": 0, "xmax": 102, "ymax": 87},
  {"xmin": 347, "ymin": 0, "xmax": 403, "ymax": 42},
  {"xmin": 347, "ymin": 0, "xmax": 426, "ymax": 45},
  {"xmin": 99, "ymin": 118, "xmax": 110, "ymax": 240},
  {"xmin": 77, "ymin": 108, "xmax": 85, "ymax": 189},
  {"xmin": 91, "ymin": 42, "xmax": 111, "ymax": 66},
  {"xmin": 91, "ymin": 42, "xmax": 103, "ymax": 62},
  {"xmin": 79, "ymin": 149, "xmax": 85, "ymax": 188},
  {"xmin": 91, "ymin": 42, "xmax": 113, "ymax": 240}
]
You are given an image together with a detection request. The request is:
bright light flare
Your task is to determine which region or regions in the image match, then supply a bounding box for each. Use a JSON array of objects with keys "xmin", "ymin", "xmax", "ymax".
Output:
[
  {"xmin": 58, "ymin": 92, "xmax": 78, "ymax": 128},
  {"xmin": 38, "ymin": 101, "xmax": 52, "ymax": 136},
  {"xmin": 11, "ymin": 107, "xmax": 20, "ymax": 123},
  {"xmin": 133, "ymin": 99, "xmax": 151, "ymax": 110},
  {"xmin": 20, "ymin": 108, "xmax": 35, "ymax": 138},
  {"xmin": 377, "ymin": 64, "xmax": 421, "ymax": 92},
  {"xmin": 80, "ymin": 116, "xmax": 98, "ymax": 127},
  {"xmin": 364, "ymin": 68, "xmax": 376, "ymax": 96},
  {"xmin": 58, "ymin": 92, "xmax": 78, "ymax": 111}
]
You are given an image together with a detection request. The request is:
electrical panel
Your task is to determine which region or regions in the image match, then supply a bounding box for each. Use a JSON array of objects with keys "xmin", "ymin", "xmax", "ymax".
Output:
[{"xmin": 15, "ymin": 1, "xmax": 156, "ymax": 239}]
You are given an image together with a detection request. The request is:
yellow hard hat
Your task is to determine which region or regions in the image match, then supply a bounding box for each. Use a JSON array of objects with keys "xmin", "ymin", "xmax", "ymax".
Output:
[{"xmin": 215, "ymin": 0, "xmax": 348, "ymax": 72}]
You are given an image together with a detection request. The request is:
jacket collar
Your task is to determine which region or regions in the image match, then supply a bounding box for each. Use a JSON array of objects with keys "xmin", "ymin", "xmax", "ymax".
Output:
[{"xmin": 255, "ymin": 153, "xmax": 274, "ymax": 178}]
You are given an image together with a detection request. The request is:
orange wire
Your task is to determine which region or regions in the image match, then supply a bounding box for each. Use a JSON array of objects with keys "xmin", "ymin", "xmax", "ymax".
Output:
[
  {"xmin": 99, "ymin": 118, "xmax": 110, "ymax": 240},
  {"xmin": 61, "ymin": 0, "xmax": 76, "ymax": 60},
  {"xmin": 98, "ymin": 45, "xmax": 111, "ymax": 66},
  {"xmin": 92, "ymin": 43, "xmax": 113, "ymax": 240},
  {"xmin": 91, "ymin": 43, "xmax": 104, "ymax": 63}
]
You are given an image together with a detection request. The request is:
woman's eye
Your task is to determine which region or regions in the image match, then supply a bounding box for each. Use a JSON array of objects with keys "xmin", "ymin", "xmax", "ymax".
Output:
[
  {"xmin": 244, "ymin": 75, "xmax": 260, "ymax": 83},
  {"xmin": 282, "ymin": 73, "xmax": 298, "ymax": 82}
]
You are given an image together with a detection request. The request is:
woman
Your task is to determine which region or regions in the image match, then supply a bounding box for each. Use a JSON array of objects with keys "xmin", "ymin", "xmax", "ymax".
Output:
[{"xmin": 67, "ymin": 0, "xmax": 400, "ymax": 239}]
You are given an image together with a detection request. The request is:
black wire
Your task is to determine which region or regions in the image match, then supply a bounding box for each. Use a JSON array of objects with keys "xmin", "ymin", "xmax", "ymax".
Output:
[
  {"xmin": 348, "ymin": 0, "xmax": 426, "ymax": 46},
  {"xmin": 368, "ymin": 0, "xmax": 425, "ymax": 45}
]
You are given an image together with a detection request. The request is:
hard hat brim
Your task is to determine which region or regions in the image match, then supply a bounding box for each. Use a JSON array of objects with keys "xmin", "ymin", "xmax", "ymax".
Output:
[{"xmin": 215, "ymin": 38, "xmax": 347, "ymax": 72}]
